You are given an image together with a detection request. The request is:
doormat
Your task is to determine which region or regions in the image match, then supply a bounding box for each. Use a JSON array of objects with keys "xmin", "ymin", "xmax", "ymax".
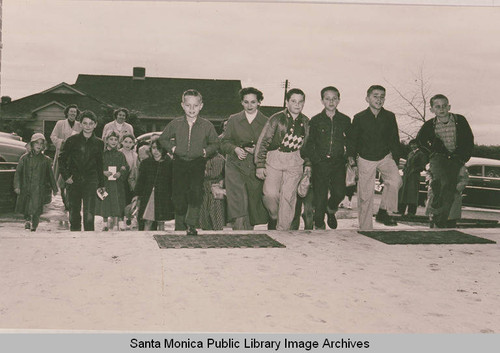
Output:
[
  {"xmin": 394, "ymin": 215, "xmax": 499, "ymax": 228},
  {"xmin": 153, "ymin": 233, "xmax": 286, "ymax": 249},
  {"xmin": 358, "ymin": 230, "xmax": 496, "ymax": 245}
]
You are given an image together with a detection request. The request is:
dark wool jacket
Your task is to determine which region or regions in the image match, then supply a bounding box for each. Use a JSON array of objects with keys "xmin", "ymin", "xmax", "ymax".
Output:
[
  {"xmin": 59, "ymin": 132, "xmax": 105, "ymax": 187},
  {"xmin": 346, "ymin": 107, "xmax": 401, "ymax": 162},
  {"xmin": 158, "ymin": 116, "xmax": 219, "ymax": 161},
  {"xmin": 303, "ymin": 109, "xmax": 351, "ymax": 164},
  {"xmin": 254, "ymin": 109, "xmax": 310, "ymax": 169},
  {"xmin": 416, "ymin": 114, "xmax": 474, "ymax": 163}
]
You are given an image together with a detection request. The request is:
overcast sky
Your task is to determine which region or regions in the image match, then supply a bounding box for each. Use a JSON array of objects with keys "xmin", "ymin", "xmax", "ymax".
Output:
[{"xmin": 2, "ymin": 0, "xmax": 500, "ymax": 145}]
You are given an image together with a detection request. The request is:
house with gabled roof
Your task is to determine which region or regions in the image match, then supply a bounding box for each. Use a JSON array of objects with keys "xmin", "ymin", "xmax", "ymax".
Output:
[{"xmin": 0, "ymin": 82, "xmax": 113, "ymax": 142}]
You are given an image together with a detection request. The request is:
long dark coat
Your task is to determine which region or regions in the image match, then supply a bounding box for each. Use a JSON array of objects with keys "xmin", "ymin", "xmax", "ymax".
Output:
[
  {"xmin": 14, "ymin": 152, "xmax": 58, "ymax": 216},
  {"xmin": 399, "ymin": 148, "xmax": 428, "ymax": 205},
  {"xmin": 220, "ymin": 110, "xmax": 269, "ymax": 225},
  {"xmin": 95, "ymin": 148, "xmax": 129, "ymax": 217},
  {"xmin": 134, "ymin": 157, "xmax": 174, "ymax": 221}
]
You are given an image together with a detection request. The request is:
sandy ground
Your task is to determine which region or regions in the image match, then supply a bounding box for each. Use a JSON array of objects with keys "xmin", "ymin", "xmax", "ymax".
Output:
[{"xmin": 0, "ymin": 196, "xmax": 499, "ymax": 333}]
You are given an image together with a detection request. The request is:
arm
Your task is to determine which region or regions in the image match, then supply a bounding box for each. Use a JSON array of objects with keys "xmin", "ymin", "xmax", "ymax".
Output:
[
  {"xmin": 254, "ymin": 116, "xmax": 278, "ymax": 169},
  {"xmin": 46, "ymin": 157, "xmax": 58, "ymax": 194},
  {"xmin": 50, "ymin": 121, "xmax": 64, "ymax": 150},
  {"xmin": 456, "ymin": 116, "xmax": 474, "ymax": 163},
  {"xmin": 346, "ymin": 115, "xmax": 359, "ymax": 165},
  {"xmin": 13, "ymin": 155, "xmax": 25, "ymax": 193},
  {"xmin": 204, "ymin": 123, "xmax": 219, "ymax": 158},
  {"xmin": 96, "ymin": 141, "xmax": 105, "ymax": 188},
  {"xmin": 219, "ymin": 118, "xmax": 239, "ymax": 155},
  {"xmin": 58, "ymin": 137, "xmax": 72, "ymax": 182},
  {"xmin": 390, "ymin": 113, "xmax": 401, "ymax": 162},
  {"xmin": 158, "ymin": 122, "xmax": 176, "ymax": 154}
]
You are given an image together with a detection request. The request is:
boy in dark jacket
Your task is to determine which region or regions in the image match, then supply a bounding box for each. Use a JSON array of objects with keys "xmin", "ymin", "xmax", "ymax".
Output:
[
  {"xmin": 158, "ymin": 89, "xmax": 219, "ymax": 235},
  {"xmin": 59, "ymin": 110, "xmax": 105, "ymax": 231},
  {"xmin": 416, "ymin": 94, "xmax": 474, "ymax": 228},
  {"xmin": 303, "ymin": 86, "xmax": 351, "ymax": 229}
]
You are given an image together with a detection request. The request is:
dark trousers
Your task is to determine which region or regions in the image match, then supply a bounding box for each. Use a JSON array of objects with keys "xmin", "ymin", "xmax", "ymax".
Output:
[
  {"xmin": 67, "ymin": 180, "xmax": 98, "ymax": 231},
  {"xmin": 428, "ymin": 154, "xmax": 462, "ymax": 227},
  {"xmin": 312, "ymin": 158, "xmax": 346, "ymax": 225},
  {"xmin": 290, "ymin": 188, "xmax": 314, "ymax": 230},
  {"xmin": 398, "ymin": 203, "xmax": 417, "ymax": 215},
  {"xmin": 24, "ymin": 215, "xmax": 40, "ymax": 231},
  {"xmin": 172, "ymin": 158, "xmax": 206, "ymax": 229}
]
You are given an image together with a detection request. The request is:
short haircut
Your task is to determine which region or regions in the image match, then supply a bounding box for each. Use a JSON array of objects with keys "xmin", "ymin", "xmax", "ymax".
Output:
[
  {"xmin": 64, "ymin": 104, "xmax": 79, "ymax": 118},
  {"xmin": 113, "ymin": 108, "xmax": 129, "ymax": 120},
  {"xmin": 182, "ymin": 89, "xmax": 203, "ymax": 102},
  {"xmin": 239, "ymin": 87, "xmax": 264, "ymax": 102},
  {"xmin": 150, "ymin": 136, "xmax": 168, "ymax": 158},
  {"xmin": 120, "ymin": 133, "xmax": 136, "ymax": 143},
  {"xmin": 286, "ymin": 88, "xmax": 306, "ymax": 102},
  {"xmin": 367, "ymin": 85, "xmax": 386, "ymax": 96},
  {"xmin": 79, "ymin": 110, "xmax": 97, "ymax": 123},
  {"xmin": 321, "ymin": 86, "xmax": 340, "ymax": 99},
  {"xmin": 430, "ymin": 94, "xmax": 449, "ymax": 107},
  {"xmin": 104, "ymin": 130, "xmax": 120, "ymax": 141}
]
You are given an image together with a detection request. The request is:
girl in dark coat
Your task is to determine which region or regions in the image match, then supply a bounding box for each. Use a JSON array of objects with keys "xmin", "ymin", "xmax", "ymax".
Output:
[
  {"xmin": 134, "ymin": 137, "xmax": 174, "ymax": 231},
  {"xmin": 14, "ymin": 133, "xmax": 58, "ymax": 231}
]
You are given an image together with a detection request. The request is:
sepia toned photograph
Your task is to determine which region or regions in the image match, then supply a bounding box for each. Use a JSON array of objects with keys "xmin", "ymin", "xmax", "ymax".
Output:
[{"xmin": 0, "ymin": 0, "xmax": 499, "ymax": 337}]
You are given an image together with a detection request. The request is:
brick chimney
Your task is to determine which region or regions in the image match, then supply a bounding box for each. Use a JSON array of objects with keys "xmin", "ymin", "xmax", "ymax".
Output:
[{"xmin": 133, "ymin": 67, "xmax": 146, "ymax": 80}]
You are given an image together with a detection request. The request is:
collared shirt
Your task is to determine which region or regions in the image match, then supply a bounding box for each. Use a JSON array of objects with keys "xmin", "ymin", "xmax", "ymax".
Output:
[{"xmin": 347, "ymin": 107, "xmax": 400, "ymax": 161}]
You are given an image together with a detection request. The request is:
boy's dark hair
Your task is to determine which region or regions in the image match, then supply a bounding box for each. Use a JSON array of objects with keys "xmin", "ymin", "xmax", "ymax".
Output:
[
  {"xmin": 182, "ymin": 89, "xmax": 203, "ymax": 102},
  {"xmin": 150, "ymin": 136, "xmax": 168, "ymax": 159},
  {"xmin": 79, "ymin": 110, "xmax": 98, "ymax": 123},
  {"xmin": 113, "ymin": 108, "xmax": 129, "ymax": 120},
  {"xmin": 104, "ymin": 130, "xmax": 120, "ymax": 143},
  {"xmin": 239, "ymin": 87, "xmax": 264, "ymax": 102},
  {"xmin": 120, "ymin": 133, "xmax": 136, "ymax": 143},
  {"xmin": 430, "ymin": 94, "xmax": 449, "ymax": 107},
  {"xmin": 367, "ymin": 85, "xmax": 386, "ymax": 96},
  {"xmin": 64, "ymin": 104, "xmax": 80, "ymax": 118},
  {"xmin": 286, "ymin": 88, "xmax": 306, "ymax": 102},
  {"xmin": 321, "ymin": 86, "xmax": 340, "ymax": 99}
]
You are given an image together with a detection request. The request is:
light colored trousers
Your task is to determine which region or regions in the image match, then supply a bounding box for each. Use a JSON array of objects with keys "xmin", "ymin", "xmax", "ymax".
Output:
[
  {"xmin": 357, "ymin": 153, "xmax": 402, "ymax": 230},
  {"xmin": 262, "ymin": 150, "xmax": 304, "ymax": 230}
]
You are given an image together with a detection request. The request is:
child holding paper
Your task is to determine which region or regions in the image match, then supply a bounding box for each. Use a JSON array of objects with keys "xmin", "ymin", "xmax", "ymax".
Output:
[{"xmin": 96, "ymin": 131, "xmax": 129, "ymax": 231}]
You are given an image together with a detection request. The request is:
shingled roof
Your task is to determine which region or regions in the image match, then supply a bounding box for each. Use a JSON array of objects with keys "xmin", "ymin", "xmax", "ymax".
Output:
[
  {"xmin": 0, "ymin": 83, "xmax": 111, "ymax": 120},
  {"xmin": 73, "ymin": 71, "xmax": 243, "ymax": 121}
]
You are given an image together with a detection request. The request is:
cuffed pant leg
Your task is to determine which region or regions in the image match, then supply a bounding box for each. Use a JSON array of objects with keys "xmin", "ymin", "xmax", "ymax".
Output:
[
  {"xmin": 357, "ymin": 157, "xmax": 378, "ymax": 230},
  {"xmin": 378, "ymin": 154, "xmax": 402, "ymax": 213},
  {"xmin": 262, "ymin": 164, "xmax": 282, "ymax": 221},
  {"xmin": 82, "ymin": 181, "xmax": 97, "ymax": 231},
  {"xmin": 277, "ymin": 165, "xmax": 303, "ymax": 230},
  {"xmin": 327, "ymin": 158, "xmax": 347, "ymax": 213},
  {"xmin": 68, "ymin": 184, "xmax": 82, "ymax": 231},
  {"xmin": 312, "ymin": 162, "xmax": 330, "ymax": 226}
]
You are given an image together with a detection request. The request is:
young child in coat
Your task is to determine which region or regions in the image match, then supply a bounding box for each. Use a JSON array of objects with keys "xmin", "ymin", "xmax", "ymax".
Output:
[
  {"xmin": 119, "ymin": 134, "xmax": 138, "ymax": 228},
  {"xmin": 14, "ymin": 133, "xmax": 58, "ymax": 231},
  {"xmin": 96, "ymin": 131, "xmax": 129, "ymax": 231},
  {"xmin": 134, "ymin": 137, "xmax": 174, "ymax": 231}
]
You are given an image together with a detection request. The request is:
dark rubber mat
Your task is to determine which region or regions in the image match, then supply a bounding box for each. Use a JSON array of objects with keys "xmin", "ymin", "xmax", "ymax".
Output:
[
  {"xmin": 358, "ymin": 230, "xmax": 496, "ymax": 245},
  {"xmin": 153, "ymin": 233, "xmax": 286, "ymax": 249}
]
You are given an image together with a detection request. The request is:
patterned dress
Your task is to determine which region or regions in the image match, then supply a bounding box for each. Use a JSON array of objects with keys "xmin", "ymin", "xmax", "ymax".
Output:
[{"xmin": 199, "ymin": 154, "xmax": 226, "ymax": 230}]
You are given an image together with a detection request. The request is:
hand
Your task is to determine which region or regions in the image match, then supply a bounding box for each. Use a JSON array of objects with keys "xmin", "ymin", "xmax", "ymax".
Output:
[
  {"xmin": 113, "ymin": 172, "xmax": 121, "ymax": 179},
  {"xmin": 244, "ymin": 146, "xmax": 255, "ymax": 155},
  {"xmin": 98, "ymin": 187, "xmax": 106, "ymax": 194},
  {"xmin": 256, "ymin": 168, "xmax": 266, "ymax": 180},
  {"xmin": 103, "ymin": 171, "xmax": 112, "ymax": 177},
  {"xmin": 347, "ymin": 156, "xmax": 356, "ymax": 167},
  {"xmin": 65, "ymin": 176, "xmax": 73, "ymax": 185},
  {"xmin": 304, "ymin": 166, "xmax": 312, "ymax": 178},
  {"xmin": 14, "ymin": 188, "xmax": 20, "ymax": 195},
  {"xmin": 234, "ymin": 147, "xmax": 248, "ymax": 160}
]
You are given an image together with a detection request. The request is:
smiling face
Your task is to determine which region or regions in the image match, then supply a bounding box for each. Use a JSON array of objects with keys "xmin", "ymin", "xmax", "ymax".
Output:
[
  {"xmin": 366, "ymin": 89, "xmax": 385, "ymax": 112},
  {"xmin": 107, "ymin": 135, "xmax": 119, "ymax": 149},
  {"xmin": 121, "ymin": 136, "xmax": 135, "ymax": 151},
  {"xmin": 286, "ymin": 93, "xmax": 305, "ymax": 116},
  {"xmin": 151, "ymin": 142, "xmax": 162, "ymax": 161},
  {"xmin": 181, "ymin": 95, "xmax": 203, "ymax": 120},
  {"xmin": 81, "ymin": 117, "xmax": 97, "ymax": 135},
  {"xmin": 67, "ymin": 108, "xmax": 78, "ymax": 122},
  {"xmin": 116, "ymin": 111, "xmax": 127, "ymax": 124},
  {"xmin": 241, "ymin": 93, "xmax": 260, "ymax": 114},
  {"xmin": 321, "ymin": 90, "xmax": 340, "ymax": 113},
  {"xmin": 32, "ymin": 139, "xmax": 44, "ymax": 154}
]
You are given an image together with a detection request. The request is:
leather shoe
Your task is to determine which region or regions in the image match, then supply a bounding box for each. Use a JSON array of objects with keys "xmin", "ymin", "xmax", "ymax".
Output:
[
  {"xmin": 375, "ymin": 209, "xmax": 398, "ymax": 226},
  {"xmin": 186, "ymin": 226, "xmax": 198, "ymax": 236},
  {"xmin": 314, "ymin": 221, "xmax": 326, "ymax": 230},
  {"xmin": 268, "ymin": 219, "xmax": 277, "ymax": 230},
  {"xmin": 327, "ymin": 213, "xmax": 337, "ymax": 229}
]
